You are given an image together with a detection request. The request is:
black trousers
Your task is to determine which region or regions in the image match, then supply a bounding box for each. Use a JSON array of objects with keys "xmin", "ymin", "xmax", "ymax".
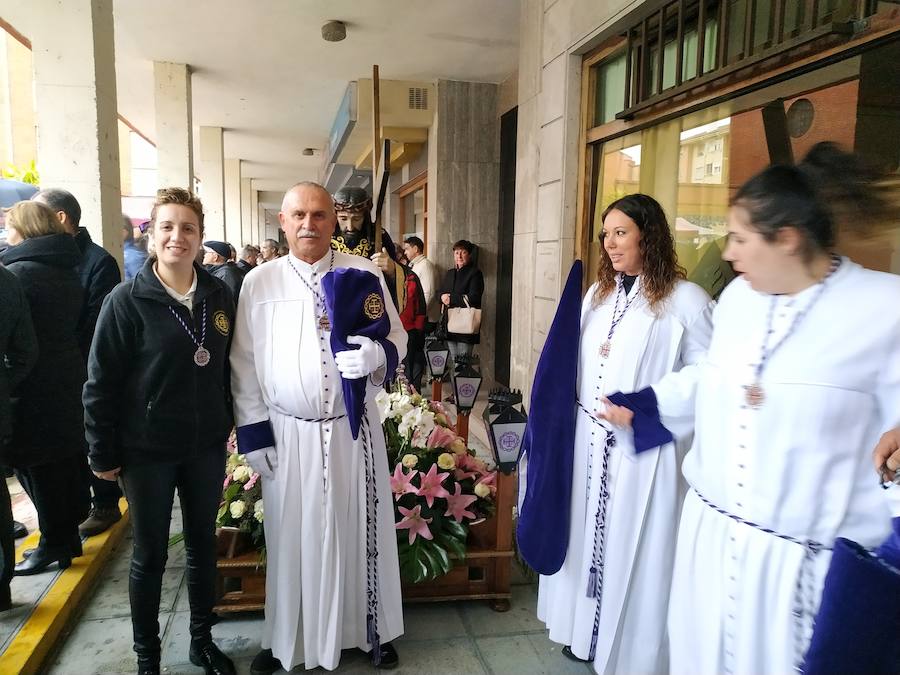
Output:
[
  {"xmin": 119, "ymin": 446, "xmax": 225, "ymax": 662},
  {"xmin": 16, "ymin": 454, "xmax": 87, "ymax": 548},
  {"xmin": 0, "ymin": 469, "xmax": 13, "ymax": 603}
]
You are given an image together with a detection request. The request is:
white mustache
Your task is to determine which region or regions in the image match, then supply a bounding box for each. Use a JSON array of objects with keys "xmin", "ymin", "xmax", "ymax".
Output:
[{"xmin": 297, "ymin": 230, "xmax": 320, "ymax": 239}]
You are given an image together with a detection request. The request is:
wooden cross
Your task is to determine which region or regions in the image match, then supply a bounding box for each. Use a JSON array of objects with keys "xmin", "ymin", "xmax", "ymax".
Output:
[{"xmin": 371, "ymin": 65, "xmax": 391, "ymax": 252}]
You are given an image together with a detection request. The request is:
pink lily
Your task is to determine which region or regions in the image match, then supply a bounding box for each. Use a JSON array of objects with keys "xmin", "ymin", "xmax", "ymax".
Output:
[
  {"xmin": 444, "ymin": 483, "xmax": 478, "ymax": 523},
  {"xmin": 395, "ymin": 504, "xmax": 434, "ymax": 544},
  {"xmin": 427, "ymin": 425, "xmax": 458, "ymax": 449},
  {"xmin": 390, "ymin": 464, "xmax": 418, "ymax": 501},
  {"xmin": 416, "ymin": 463, "xmax": 451, "ymax": 507},
  {"xmin": 453, "ymin": 453, "xmax": 480, "ymax": 481},
  {"xmin": 223, "ymin": 475, "xmax": 231, "ymax": 488},
  {"xmin": 244, "ymin": 472, "xmax": 259, "ymax": 491}
]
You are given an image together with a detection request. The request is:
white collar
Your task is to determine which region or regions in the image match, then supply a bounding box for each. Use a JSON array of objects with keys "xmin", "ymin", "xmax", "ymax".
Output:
[{"xmin": 154, "ymin": 264, "xmax": 198, "ymax": 310}]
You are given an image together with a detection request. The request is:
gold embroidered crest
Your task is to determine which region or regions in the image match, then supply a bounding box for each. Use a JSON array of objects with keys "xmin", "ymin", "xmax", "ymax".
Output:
[
  {"xmin": 363, "ymin": 293, "xmax": 385, "ymax": 320},
  {"xmin": 213, "ymin": 310, "xmax": 230, "ymax": 336}
]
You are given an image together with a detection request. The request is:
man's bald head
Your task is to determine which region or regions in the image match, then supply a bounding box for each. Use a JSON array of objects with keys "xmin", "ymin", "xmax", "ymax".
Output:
[
  {"xmin": 279, "ymin": 181, "xmax": 337, "ymax": 263},
  {"xmin": 282, "ymin": 181, "xmax": 333, "ymax": 212}
]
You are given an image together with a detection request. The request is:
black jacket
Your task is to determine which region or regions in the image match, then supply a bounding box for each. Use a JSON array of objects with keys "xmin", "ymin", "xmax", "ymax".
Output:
[
  {"xmin": 0, "ymin": 266, "xmax": 38, "ymax": 445},
  {"xmin": 0, "ymin": 234, "xmax": 87, "ymax": 467},
  {"xmin": 235, "ymin": 259, "xmax": 254, "ymax": 273},
  {"xmin": 205, "ymin": 262, "xmax": 244, "ymax": 301},
  {"xmin": 74, "ymin": 227, "xmax": 121, "ymax": 359},
  {"xmin": 83, "ymin": 259, "xmax": 235, "ymax": 471},
  {"xmin": 439, "ymin": 263, "xmax": 485, "ymax": 344}
]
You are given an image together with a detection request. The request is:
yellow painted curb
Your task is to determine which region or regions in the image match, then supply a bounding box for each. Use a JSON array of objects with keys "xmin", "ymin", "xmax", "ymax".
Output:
[{"xmin": 0, "ymin": 498, "xmax": 130, "ymax": 675}]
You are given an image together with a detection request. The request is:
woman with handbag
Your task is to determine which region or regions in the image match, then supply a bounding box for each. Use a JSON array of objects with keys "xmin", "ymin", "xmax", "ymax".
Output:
[{"xmin": 439, "ymin": 239, "xmax": 484, "ymax": 364}]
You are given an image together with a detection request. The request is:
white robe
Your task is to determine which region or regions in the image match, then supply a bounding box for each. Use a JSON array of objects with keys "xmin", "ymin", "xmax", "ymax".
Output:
[
  {"xmin": 537, "ymin": 279, "xmax": 713, "ymax": 675},
  {"xmin": 654, "ymin": 260, "xmax": 900, "ymax": 675},
  {"xmin": 230, "ymin": 251, "xmax": 407, "ymax": 671}
]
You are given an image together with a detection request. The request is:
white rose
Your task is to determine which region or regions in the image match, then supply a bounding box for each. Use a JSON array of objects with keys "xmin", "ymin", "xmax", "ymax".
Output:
[
  {"xmin": 437, "ymin": 453, "xmax": 456, "ymax": 470},
  {"xmin": 229, "ymin": 500, "xmax": 247, "ymax": 519},
  {"xmin": 474, "ymin": 483, "xmax": 491, "ymax": 498},
  {"xmin": 253, "ymin": 499, "xmax": 264, "ymax": 523},
  {"xmin": 401, "ymin": 454, "xmax": 419, "ymax": 469},
  {"xmin": 232, "ymin": 465, "xmax": 251, "ymax": 483}
]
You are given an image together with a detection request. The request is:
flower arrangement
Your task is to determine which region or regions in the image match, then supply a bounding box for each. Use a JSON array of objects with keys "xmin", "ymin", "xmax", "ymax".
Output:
[
  {"xmin": 376, "ymin": 383, "xmax": 497, "ymax": 583},
  {"xmin": 217, "ymin": 432, "xmax": 265, "ymax": 553}
]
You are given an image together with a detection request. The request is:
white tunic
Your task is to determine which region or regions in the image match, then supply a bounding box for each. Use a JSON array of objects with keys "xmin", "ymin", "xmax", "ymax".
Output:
[
  {"xmin": 537, "ymin": 279, "xmax": 713, "ymax": 675},
  {"xmin": 230, "ymin": 251, "xmax": 407, "ymax": 671},
  {"xmin": 655, "ymin": 260, "xmax": 900, "ymax": 675}
]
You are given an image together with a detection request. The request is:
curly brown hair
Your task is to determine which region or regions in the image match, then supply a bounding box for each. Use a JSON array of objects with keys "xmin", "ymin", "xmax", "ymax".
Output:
[{"xmin": 593, "ymin": 194, "xmax": 685, "ymax": 312}]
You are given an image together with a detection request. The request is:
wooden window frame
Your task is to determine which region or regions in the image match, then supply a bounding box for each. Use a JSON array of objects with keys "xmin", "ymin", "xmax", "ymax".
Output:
[{"xmin": 395, "ymin": 171, "xmax": 428, "ymax": 252}]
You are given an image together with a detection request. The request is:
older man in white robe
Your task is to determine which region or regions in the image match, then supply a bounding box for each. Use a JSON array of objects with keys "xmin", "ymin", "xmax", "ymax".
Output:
[{"xmin": 230, "ymin": 182, "xmax": 407, "ymax": 673}]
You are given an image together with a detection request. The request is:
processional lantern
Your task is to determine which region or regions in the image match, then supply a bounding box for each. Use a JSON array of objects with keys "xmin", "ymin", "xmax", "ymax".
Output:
[{"xmin": 482, "ymin": 389, "xmax": 528, "ymax": 475}]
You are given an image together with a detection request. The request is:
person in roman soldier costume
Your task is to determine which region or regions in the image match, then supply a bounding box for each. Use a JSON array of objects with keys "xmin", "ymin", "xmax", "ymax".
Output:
[{"xmin": 332, "ymin": 186, "xmax": 426, "ymax": 388}]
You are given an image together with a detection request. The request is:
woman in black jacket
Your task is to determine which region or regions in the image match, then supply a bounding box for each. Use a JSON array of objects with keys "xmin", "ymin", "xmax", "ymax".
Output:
[
  {"xmin": 439, "ymin": 239, "xmax": 485, "ymax": 363},
  {"xmin": 0, "ymin": 201, "xmax": 90, "ymax": 575},
  {"xmin": 83, "ymin": 188, "xmax": 236, "ymax": 675}
]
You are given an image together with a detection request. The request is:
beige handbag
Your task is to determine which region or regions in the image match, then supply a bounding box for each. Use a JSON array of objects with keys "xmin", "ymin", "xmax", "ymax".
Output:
[{"xmin": 446, "ymin": 296, "xmax": 482, "ymax": 335}]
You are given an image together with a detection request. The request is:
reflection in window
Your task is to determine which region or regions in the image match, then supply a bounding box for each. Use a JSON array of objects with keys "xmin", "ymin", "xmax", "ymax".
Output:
[
  {"xmin": 595, "ymin": 52, "xmax": 627, "ymax": 125},
  {"xmin": 676, "ymin": 117, "xmax": 734, "ymax": 299}
]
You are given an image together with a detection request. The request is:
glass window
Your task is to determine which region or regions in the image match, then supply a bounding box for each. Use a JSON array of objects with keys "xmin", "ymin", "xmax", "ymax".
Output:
[
  {"xmin": 675, "ymin": 117, "xmax": 734, "ymax": 299},
  {"xmin": 594, "ymin": 52, "xmax": 627, "ymax": 125}
]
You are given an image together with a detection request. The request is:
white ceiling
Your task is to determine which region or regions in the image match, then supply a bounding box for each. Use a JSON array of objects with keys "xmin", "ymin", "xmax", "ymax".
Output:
[{"xmin": 6, "ymin": 0, "xmax": 519, "ymax": 202}]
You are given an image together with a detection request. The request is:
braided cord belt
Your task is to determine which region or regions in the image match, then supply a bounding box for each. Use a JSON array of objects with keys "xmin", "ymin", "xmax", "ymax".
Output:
[
  {"xmin": 692, "ymin": 489, "xmax": 829, "ymax": 672},
  {"xmin": 576, "ymin": 401, "xmax": 616, "ymax": 661}
]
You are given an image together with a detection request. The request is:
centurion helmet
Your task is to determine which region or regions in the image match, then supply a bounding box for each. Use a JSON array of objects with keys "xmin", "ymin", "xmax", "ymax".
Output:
[{"xmin": 333, "ymin": 186, "xmax": 373, "ymax": 214}]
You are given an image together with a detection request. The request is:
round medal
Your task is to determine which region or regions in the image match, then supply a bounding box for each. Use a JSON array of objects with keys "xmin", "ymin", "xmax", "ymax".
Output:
[{"xmin": 194, "ymin": 347, "xmax": 211, "ymax": 367}]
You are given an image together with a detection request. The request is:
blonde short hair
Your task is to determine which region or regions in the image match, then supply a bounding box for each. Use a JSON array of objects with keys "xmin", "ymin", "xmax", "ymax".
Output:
[
  {"xmin": 149, "ymin": 187, "xmax": 205, "ymax": 232},
  {"xmin": 5, "ymin": 201, "xmax": 66, "ymax": 239}
]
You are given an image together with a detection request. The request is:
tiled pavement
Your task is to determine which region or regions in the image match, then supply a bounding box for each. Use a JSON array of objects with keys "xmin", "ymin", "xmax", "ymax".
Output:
[
  {"xmin": 44, "ymin": 503, "xmax": 591, "ymax": 675},
  {"xmin": 40, "ymin": 389, "xmax": 589, "ymax": 674}
]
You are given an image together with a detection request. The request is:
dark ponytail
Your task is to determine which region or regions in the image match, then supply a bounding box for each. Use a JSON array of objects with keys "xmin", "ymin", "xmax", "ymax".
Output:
[{"xmin": 731, "ymin": 142, "xmax": 900, "ymax": 258}]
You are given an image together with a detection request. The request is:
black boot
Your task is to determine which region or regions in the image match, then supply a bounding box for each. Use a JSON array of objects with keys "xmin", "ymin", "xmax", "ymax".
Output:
[
  {"xmin": 367, "ymin": 642, "xmax": 399, "ymax": 669},
  {"xmin": 249, "ymin": 648, "xmax": 281, "ymax": 675},
  {"xmin": 136, "ymin": 657, "xmax": 160, "ymax": 675},
  {"xmin": 23, "ymin": 534, "xmax": 83, "ymax": 559},
  {"xmin": 13, "ymin": 544, "xmax": 71, "ymax": 575},
  {"xmin": 12, "ymin": 521, "xmax": 27, "ymax": 539},
  {"xmin": 188, "ymin": 641, "xmax": 236, "ymax": 675},
  {"xmin": 561, "ymin": 645, "xmax": 590, "ymax": 662}
]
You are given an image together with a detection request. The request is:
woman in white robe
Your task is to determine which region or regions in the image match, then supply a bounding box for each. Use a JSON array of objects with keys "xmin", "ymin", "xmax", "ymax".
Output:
[
  {"xmin": 537, "ymin": 194, "xmax": 713, "ymax": 675},
  {"xmin": 603, "ymin": 148, "xmax": 900, "ymax": 675}
]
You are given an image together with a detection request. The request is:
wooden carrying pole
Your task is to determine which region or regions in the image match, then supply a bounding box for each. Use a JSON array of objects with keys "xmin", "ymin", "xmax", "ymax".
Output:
[{"xmin": 372, "ymin": 65, "xmax": 382, "ymax": 252}]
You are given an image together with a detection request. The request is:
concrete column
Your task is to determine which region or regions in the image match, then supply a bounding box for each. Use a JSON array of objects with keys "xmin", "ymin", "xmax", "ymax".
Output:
[
  {"xmin": 31, "ymin": 0, "xmax": 123, "ymax": 266},
  {"xmin": 198, "ymin": 126, "xmax": 225, "ymax": 241},
  {"xmin": 154, "ymin": 61, "xmax": 193, "ymax": 189},
  {"xmin": 250, "ymin": 188, "xmax": 260, "ymax": 245},
  {"xmin": 240, "ymin": 175, "xmax": 252, "ymax": 245},
  {"xmin": 224, "ymin": 158, "xmax": 241, "ymax": 245}
]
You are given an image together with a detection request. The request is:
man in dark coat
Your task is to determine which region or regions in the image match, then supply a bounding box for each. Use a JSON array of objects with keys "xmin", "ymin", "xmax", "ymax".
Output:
[
  {"xmin": 236, "ymin": 244, "xmax": 259, "ymax": 272},
  {"xmin": 32, "ymin": 189, "xmax": 123, "ymax": 537},
  {"xmin": 0, "ymin": 266, "xmax": 38, "ymax": 608},
  {"xmin": 202, "ymin": 240, "xmax": 244, "ymax": 300}
]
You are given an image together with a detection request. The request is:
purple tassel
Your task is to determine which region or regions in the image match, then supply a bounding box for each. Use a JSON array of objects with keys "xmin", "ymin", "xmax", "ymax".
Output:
[
  {"xmin": 586, "ymin": 567, "xmax": 597, "ymax": 598},
  {"xmin": 367, "ymin": 613, "xmax": 381, "ymax": 666}
]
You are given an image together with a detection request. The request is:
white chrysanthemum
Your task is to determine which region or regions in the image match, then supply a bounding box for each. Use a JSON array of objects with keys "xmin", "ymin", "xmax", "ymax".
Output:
[
  {"xmin": 229, "ymin": 500, "xmax": 247, "ymax": 519},
  {"xmin": 253, "ymin": 499, "xmax": 264, "ymax": 523}
]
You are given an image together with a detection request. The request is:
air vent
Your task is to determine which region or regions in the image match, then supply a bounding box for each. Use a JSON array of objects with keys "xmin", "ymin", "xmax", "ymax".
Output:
[{"xmin": 408, "ymin": 87, "xmax": 428, "ymax": 110}]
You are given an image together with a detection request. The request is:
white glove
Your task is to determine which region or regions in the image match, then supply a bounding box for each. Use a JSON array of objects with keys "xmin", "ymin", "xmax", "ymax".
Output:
[
  {"xmin": 334, "ymin": 335, "xmax": 385, "ymax": 379},
  {"xmin": 370, "ymin": 247, "xmax": 396, "ymax": 278},
  {"xmin": 243, "ymin": 447, "xmax": 277, "ymax": 480}
]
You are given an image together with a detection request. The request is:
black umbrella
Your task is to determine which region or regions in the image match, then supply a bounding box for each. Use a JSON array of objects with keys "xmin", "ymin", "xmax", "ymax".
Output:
[{"xmin": 0, "ymin": 179, "xmax": 38, "ymax": 208}]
